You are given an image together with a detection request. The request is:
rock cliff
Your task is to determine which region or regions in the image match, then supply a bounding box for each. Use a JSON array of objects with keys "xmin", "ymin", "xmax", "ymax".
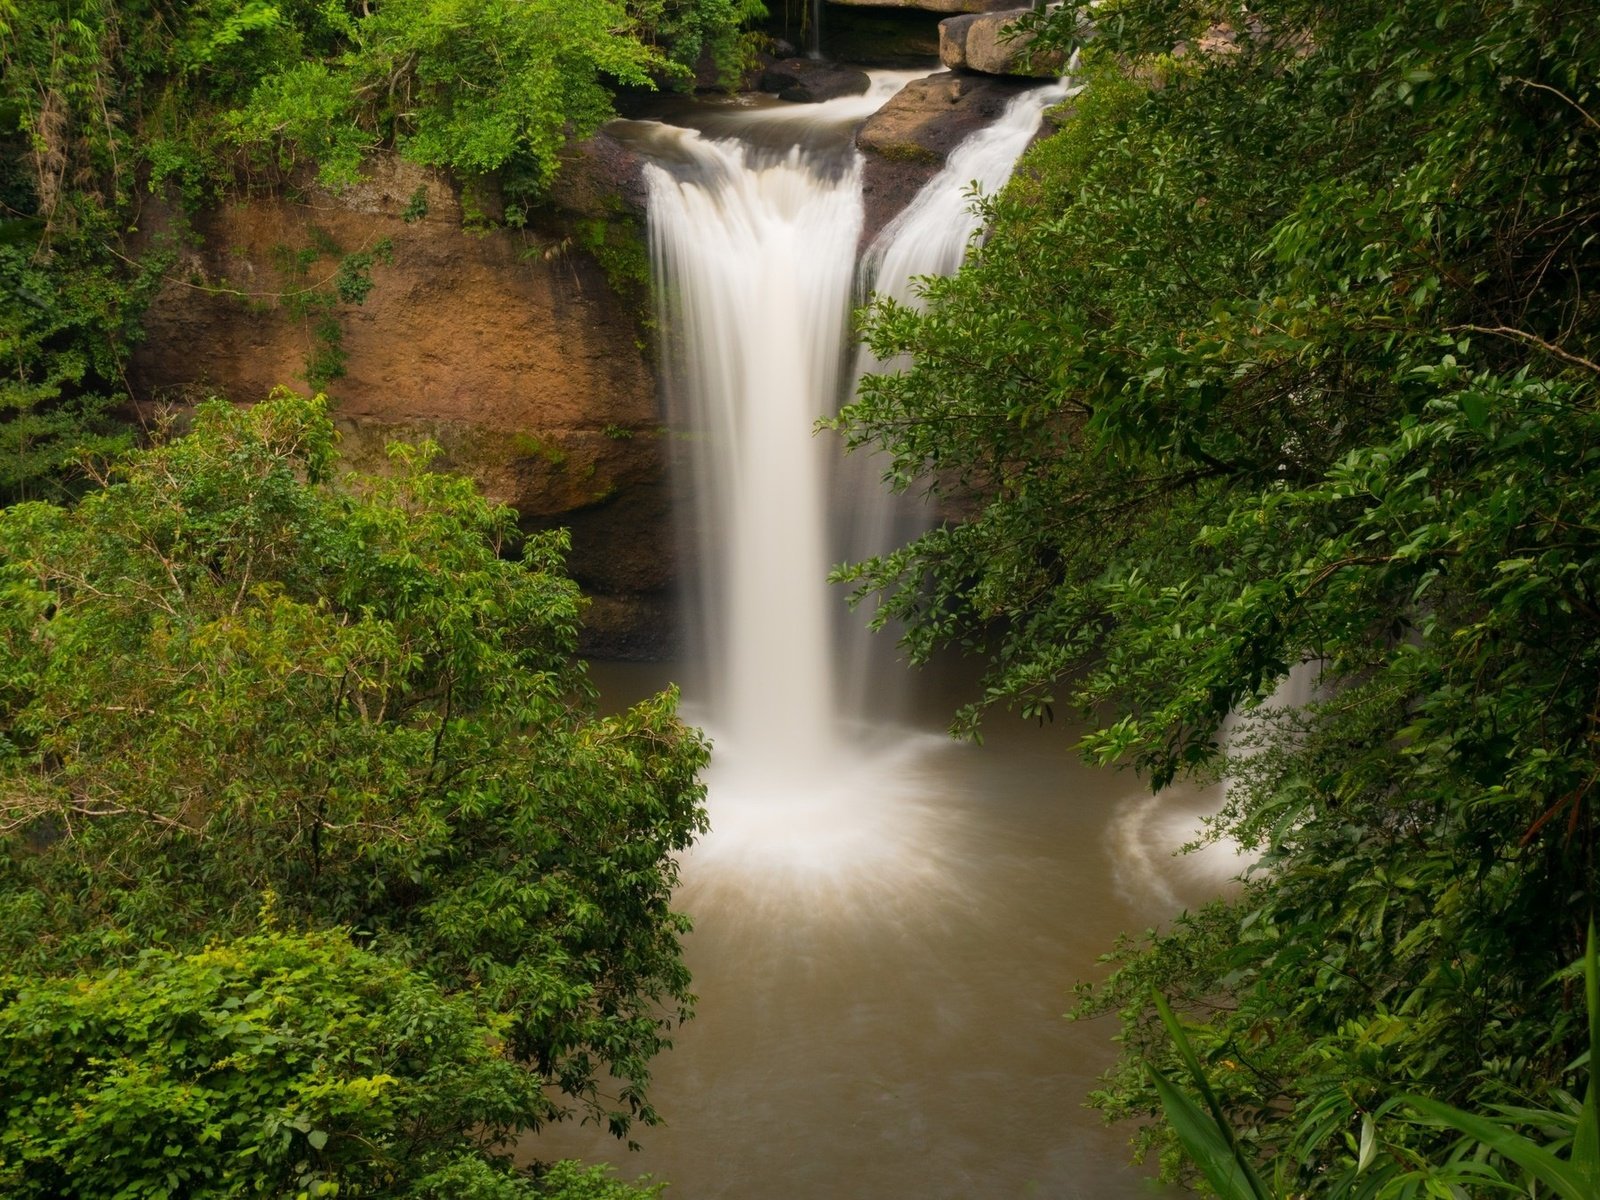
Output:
[{"xmin": 129, "ymin": 153, "xmax": 676, "ymax": 658}]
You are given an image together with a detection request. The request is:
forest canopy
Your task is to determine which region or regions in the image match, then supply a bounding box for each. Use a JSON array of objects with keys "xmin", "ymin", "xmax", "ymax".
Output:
[{"xmin": 835, "ymin": 0, "xmax": 1600, "ymax": 1190}]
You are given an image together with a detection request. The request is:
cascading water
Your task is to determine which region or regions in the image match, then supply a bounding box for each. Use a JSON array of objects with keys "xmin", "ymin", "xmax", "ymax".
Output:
[
  {"xmin": 646, "ymin": 77, "xmax": 1075, "ymax": 826},
  {"xmin": 648, "ymin": 133, "xmax": 862, "ymax": 789},
  {"xmin": 862, "ymin": 77, "xmax": 1074, "ymax": 300},
  {"xmin": 833, "ymin": 77, "xmax": 1076, "ymax": 711},
  {"xmin": 531, "ymin": 69, "xmax": 1221, "ymax": 1200}
]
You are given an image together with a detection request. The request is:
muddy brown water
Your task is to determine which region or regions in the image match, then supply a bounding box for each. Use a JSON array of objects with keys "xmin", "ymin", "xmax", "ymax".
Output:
[{"xmin": 519, "ymin": 657, "xmax": 1233, "ymax": 1199}]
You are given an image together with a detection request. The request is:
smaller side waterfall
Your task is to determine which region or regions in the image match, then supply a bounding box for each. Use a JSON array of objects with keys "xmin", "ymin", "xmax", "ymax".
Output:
[
  {"xmin": 833, "ymin": 78, "xmax": 1075, "ymax": 713},
  {"xmin": 862, "ymin": 77, "xmax": 1074, "ymax": 302}
]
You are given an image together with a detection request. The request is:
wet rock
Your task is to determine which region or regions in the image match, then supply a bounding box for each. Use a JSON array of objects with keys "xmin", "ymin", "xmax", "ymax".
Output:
[
  {"xmin": 550, "ymin": 130, "xmax": 648, "ymax": 218},
  {"xmin": 939, "ymin": 9, "xmax": 1065, "ymax": 76},
  {"xmin": 758, "ymin": 58, "xmax": 873, "ymax": 102},
  {"xmin": 576, "ymin": 592, "xmax": 680, "ymax": 660},
  {"xmin": 855, "ymin": 70, "xmax": 1044, "ymax": 245}
]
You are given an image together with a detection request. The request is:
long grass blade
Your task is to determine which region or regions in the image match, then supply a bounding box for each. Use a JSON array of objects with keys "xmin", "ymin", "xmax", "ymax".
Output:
[
  {"xmin": 1151, "ymin": 991, "xmax": 1272, "ymax": 1199},
  {"xmin": 1404, "ymin": 1095, "xmax": 1590, "ymax": 1200},
  {"xmin": 1571, "ymin": 919, "xmax": 1600, "ymax": 1185},
  {"xmin": 1149, "ymin": 1065, "xmax": 1270, "ymax": 1200}
]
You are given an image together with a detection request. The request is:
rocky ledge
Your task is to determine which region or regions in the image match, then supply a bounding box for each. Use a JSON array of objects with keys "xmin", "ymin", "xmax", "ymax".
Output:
[
  {"xmin": 940, "ymin": 8, "xmax": 1065, "ymax": 77},
  {"xmin": 758, "ymin": 58, "xmax": 874, "ymax": 103},
  {"xmin": 128, "ymin": 154, "xmax": 676, "ymax": 658}
]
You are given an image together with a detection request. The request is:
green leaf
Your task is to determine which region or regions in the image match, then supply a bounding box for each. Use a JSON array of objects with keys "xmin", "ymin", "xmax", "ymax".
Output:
[
  {"xmin": 1404, "ymin": 1096, "xmax": 1591, "ymax": 1200},
  {"xmin": 1151, "ymin": 992, "xmax": 1272, "ymax": 1199},
  {"xmin": 1572, "ymin": 920, "xmax": 1600, "ymax": 1182},
  {"xmin": 1148, "ymin": 1066, "xmax": 1268, "ymax": 1200}
]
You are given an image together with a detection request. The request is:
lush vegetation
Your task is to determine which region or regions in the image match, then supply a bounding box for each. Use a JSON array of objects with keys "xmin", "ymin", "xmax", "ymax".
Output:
[
  {"xmin": 0, "ymin": 0, "xmax": 765, "ymax": 503},
  {"xmin": 0, "ymin": 1, "xmax": 768, "ymax": 1190},
  {"xmin": 0, "ymin": 393, "xmax": 708, "ymax": 1194},
  {"xmin": 836, "ymin": 0, "xmax": 1600, "ymax": 1190},
  {"xmin": 3, "ymin": 928, "xmax": 550, "ymax": 1198}
]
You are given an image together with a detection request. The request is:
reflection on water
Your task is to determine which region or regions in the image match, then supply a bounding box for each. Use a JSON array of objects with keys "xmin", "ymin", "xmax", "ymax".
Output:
[{"xmin": 524, "ymin": 659, "xmax": 1227, "ymax": 1200}]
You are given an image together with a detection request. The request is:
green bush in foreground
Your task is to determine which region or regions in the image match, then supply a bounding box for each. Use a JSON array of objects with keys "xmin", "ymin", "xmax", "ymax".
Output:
[
  {"xmin": 0, "ymin": 927, "xmax": 538, "ymax": 1198},
  {"xmin": 0, "ymin": 392, "xmax": 709, "ymax": 1143},
  {"xmin": 0, "ymin": 927, "xmax": 666, "ymax": 1198}
]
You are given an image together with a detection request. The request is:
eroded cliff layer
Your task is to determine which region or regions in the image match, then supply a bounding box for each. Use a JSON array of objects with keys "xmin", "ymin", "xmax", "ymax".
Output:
[{"xmin": 130, "ymin": 154, "xmax": 676, "ymax": 657}]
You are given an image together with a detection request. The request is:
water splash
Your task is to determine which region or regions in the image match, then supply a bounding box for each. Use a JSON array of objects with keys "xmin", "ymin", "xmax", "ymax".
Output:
[
  {"xmin": 1107, "ymin": 790, "xmax": 1249, "ymax": 913},
  {"xmin": 1108, "ymin": 661, "xmax": 1323, "ymax": 913}
]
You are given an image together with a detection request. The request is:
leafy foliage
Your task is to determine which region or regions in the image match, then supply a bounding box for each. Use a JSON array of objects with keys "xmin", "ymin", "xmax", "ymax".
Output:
[
  {"xmin": 0, "ymin": 0, "xmax": 764, "ymax": 500},
  {"xmin": 0, "ymin": 240, "xmax": 160, "ymax": 504},
  {"xmin": 0, "ymin": 927, "xmax": 670, "ymax": 1198},
  {"xmin": 1151, "ymin": 926, "xmax": 1600, "ymax": 1198},
  {"xmin": 0, "ymin": 392, "xmax": 710, "ymax": 1140},
  {"xmin": 2, "ymin": 0, "xmax": 767, "ymax": 206},
  {"xmin": 833, "ymin": 0, "xmax": 1600, "ymax": 1185},
  {"xmin": 0, "ymin": 927, "xmax": 547, "ymax": 1198}
]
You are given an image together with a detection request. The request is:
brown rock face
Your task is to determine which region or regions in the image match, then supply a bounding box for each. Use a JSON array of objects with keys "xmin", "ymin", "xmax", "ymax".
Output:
[
  {"xmin": 855, "ymin": 70, "xmax": 1044, "ymax": 245},
  {"xmin": 939, "ymin": 9, "xmax": 1064, "ymax": 76},
  {"xmin": 129, "ymin": 154, "xmax": 678, "ymax": 658}
]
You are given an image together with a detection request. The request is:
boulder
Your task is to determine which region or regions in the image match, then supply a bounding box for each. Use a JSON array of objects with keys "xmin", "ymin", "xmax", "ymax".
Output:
[
  {"xmin": 939, "ymin": 9, "xmax": 1065, "ymax": 76},
  {"xmin": 549, "ymin": 130, "xmax": 648, "ymax": 218},
  {"xmin": 855, "ymin": 70, "xmax": 1044, "ymax": 244},
  {"xmin": 758, "ymin": 58, "xmax": 873, "ymax": 103}
]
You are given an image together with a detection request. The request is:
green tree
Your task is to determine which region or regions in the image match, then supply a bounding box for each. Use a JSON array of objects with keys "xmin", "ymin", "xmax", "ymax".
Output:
[
  {"xmin": 2, "ymin": 926, "xmax": 544, "ymax": 1198},
  {"xmin": 0, "ymin": 927, "xmax": 668, "ymax": 1198},
  {"xmin": 833, "ymin": 0, "xmax": 1600, "ymax": 1185},
  {"xmin": 0, "ymin": 391, "xmax": 709, "ymax": 1140}
]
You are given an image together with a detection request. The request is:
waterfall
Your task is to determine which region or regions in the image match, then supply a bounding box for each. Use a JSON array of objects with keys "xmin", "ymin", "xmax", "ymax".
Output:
[
  {"xmin": 862, "ymin": 78, "xmax": 1074, "ymax": 303},
  {"xmin": 520, "ymin": 73, "xmax": 1227, "ymax": 1200},
  {"xmin": 641, "ymin": 72, "xmax": 1066, "ymax": 851},
  {"xmin": 834, "ymin": 78, "xmax": 1077, "ymax": 712},
  {"xmin": 647, "ymin": 134, "xmax": 863, "ymax": 790}
]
